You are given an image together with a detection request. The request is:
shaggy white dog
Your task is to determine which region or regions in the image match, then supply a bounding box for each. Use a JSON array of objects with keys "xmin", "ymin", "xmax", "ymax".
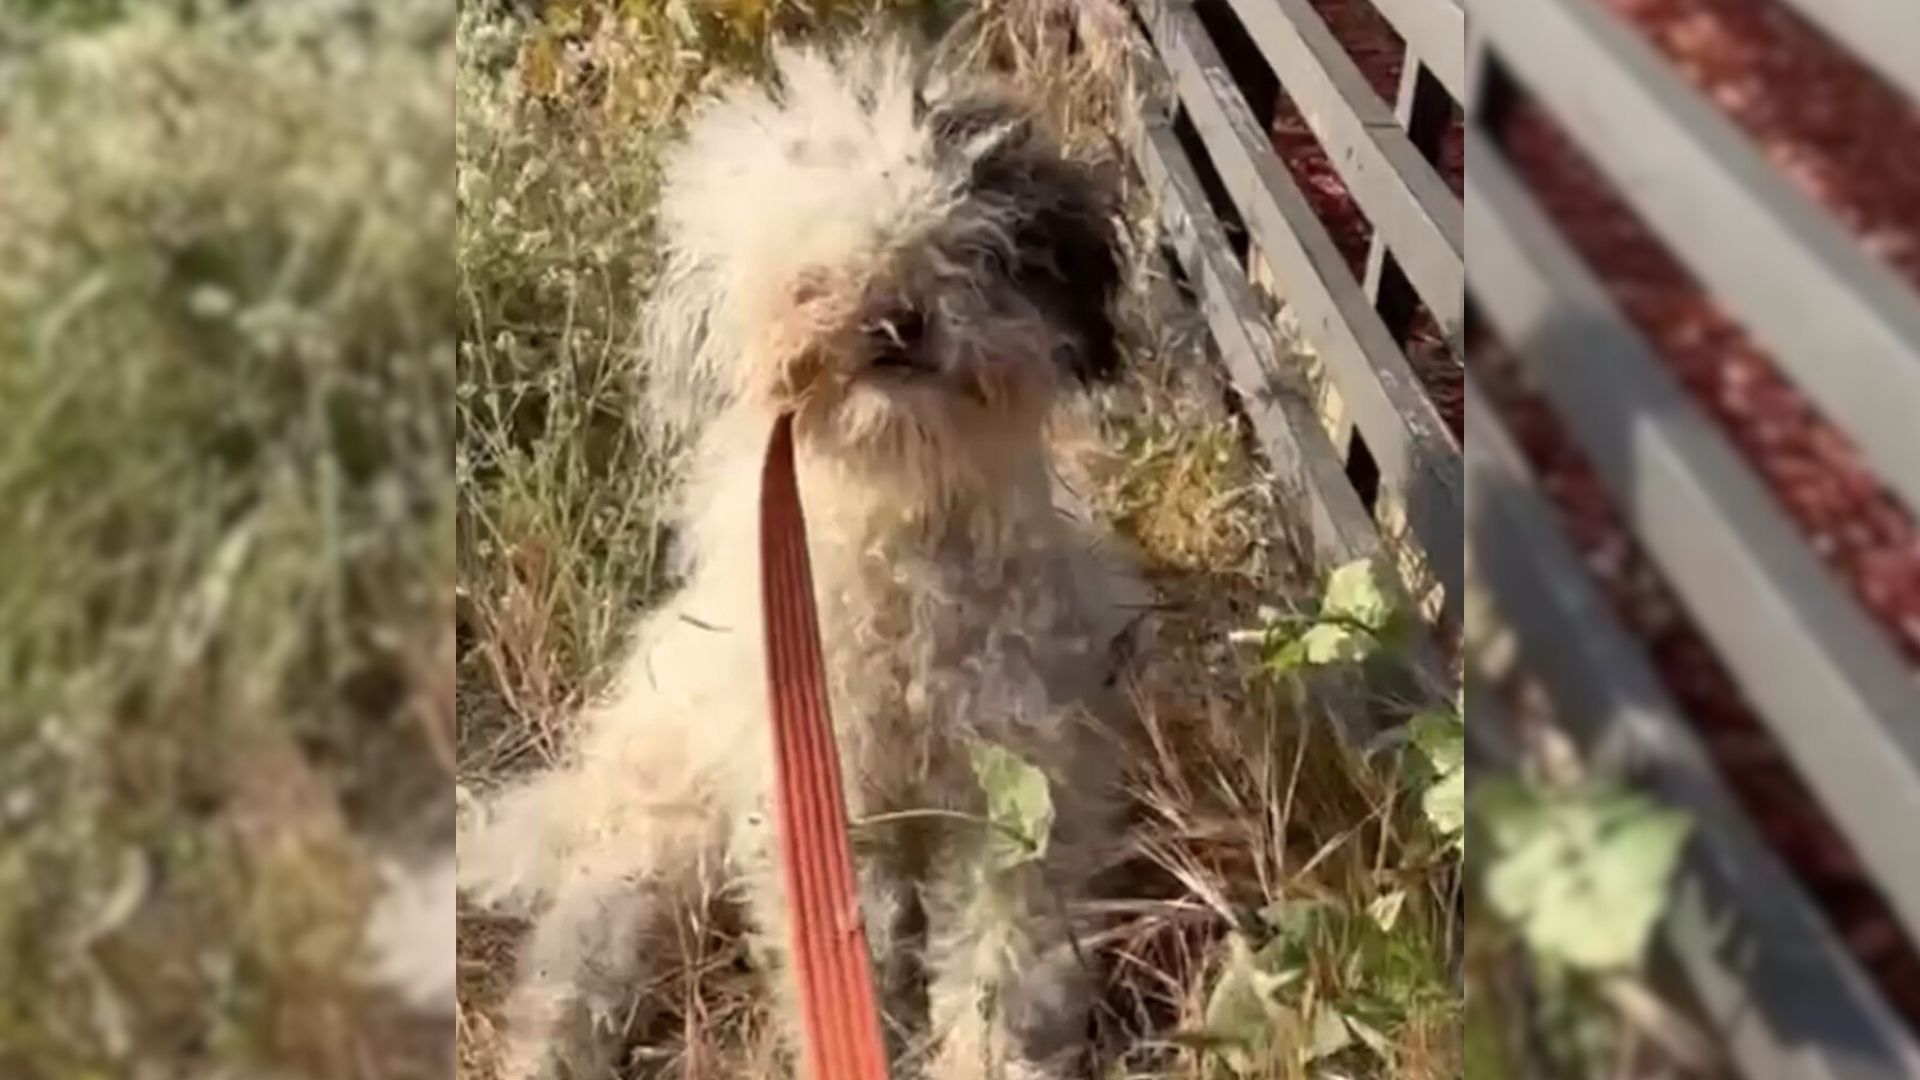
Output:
[{"xmin": 460, "ymin": 35, "xmax": 1141, "ymax": 1080}]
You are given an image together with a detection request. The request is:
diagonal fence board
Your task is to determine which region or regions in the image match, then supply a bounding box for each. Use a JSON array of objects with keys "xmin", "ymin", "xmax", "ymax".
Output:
[
  {"xmin": 1472, "ymin": 0, "xmax": 1920, "ymax": 523},
  {"xmin": 1465, "ymin": 373, "xmax": 1920, "ymax": 1080},
  {"xmin": 1469, "ymin": 133, "xmax": 1920, "ymax": 946},
  {"xmin": 1766, "ymin": 0, "xmax": 1920, "ymax": 112},
  {"xmin": 1134, "ymin": 118, "xmax": 1383, "ymax": 569},
  {"xmin": 1219, "ymin": 0, "xmax": 1464, "ymax": 345},
  {"xmin": 1134, "ymin": 114, "xmax": 1455, "ymax": 689},
  {"xmin": 1135, "ymin": 0, "xmax": 1464, "ymax": 612},
  {"xmin": 1365, "ymin": 0, "xmax": 1465, "ymax": 102}
]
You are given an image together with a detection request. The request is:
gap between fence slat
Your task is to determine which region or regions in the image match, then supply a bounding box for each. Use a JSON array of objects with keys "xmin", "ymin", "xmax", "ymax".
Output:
[
  {"xmin": 1765, "ymin": 0, "xmax": 1920, "ymax": 111},
  {"xmin": 1219, "ymin": 0, "xmax": 1464, "ymax": 345},
  {"xmin": 1366, "ymin": 0, "xmax": 1466, "ymax": 101}
]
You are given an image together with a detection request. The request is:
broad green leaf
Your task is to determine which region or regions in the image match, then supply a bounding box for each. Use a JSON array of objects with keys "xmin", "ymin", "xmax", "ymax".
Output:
[
  {"xmin": 1190, "ymin": 930, "xmax": 1313, "ymax": 1068},
  {"xmin": 1409, "ymin": 709, "xmax": 1465, "ymax": 774},
  {"xmin": 1305, "ymin": 1005, "xmax": 1354, "ymax": 1061},
  {"xmin": 1300, "ymin": 622, "xmax": 1371, "ymax": 665},
  {"xmin": 1410, "ymin": 709, "xmax": 1466, "ymax": 848},
  {"xmin": 1474, "ymin": 777, "xmax": 1551, "ymax": 849},
  {"xmin": 1322, "ymin": 558, "xmax": 1392, "ymax": 630},
  {"xmin": 1482, "ymin": 784, "xmax": 1692, "ymax": 972},
  {"xmin": 1266, "ymin": 635, "xmax": 1310, "ymax": 674},
  {"xmin": 1423, "ymin": 767, "xmax": 1465, "ymax": 845},
  {"xmin": 968, "ymin": 742, "xmax": 1055, "ymax": 872},
  {"xmin": 1199, "ymin": 934, "xmax": 1293, "ymax": 1074}
]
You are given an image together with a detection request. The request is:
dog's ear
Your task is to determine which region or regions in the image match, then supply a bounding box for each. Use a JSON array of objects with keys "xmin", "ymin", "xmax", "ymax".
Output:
[
  {"xmin": 1017, "ymin": 156, "xmax": 1125, "ymax": 387},
  {"xmin": 929, "ymin": 95, "xmax": 1126, "ymax": 387}
]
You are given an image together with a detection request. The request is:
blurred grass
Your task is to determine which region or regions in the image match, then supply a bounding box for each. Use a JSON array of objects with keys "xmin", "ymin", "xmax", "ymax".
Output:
[
  {"xmin": 0, "ymin": 1, "xmax": 455, "ymax": 1077},
  {"xmin": 453, "ymin": 2, "xmax": 1461, "ymax": 1077}
]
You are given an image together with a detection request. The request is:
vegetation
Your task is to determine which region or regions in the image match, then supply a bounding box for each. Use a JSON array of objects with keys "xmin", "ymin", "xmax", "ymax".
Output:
[
  {"xmin": 0, "ymin": 2, "xmax": 454, "ymax": 1076},
  {"xmin": 454, "ymin": 5, "xmax": 1464, "ymax": 1078}
]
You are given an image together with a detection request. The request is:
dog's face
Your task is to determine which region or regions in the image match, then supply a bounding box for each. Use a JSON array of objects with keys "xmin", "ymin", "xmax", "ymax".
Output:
[{"xmin": 648, "ymin": 43, "xmax": 1123, "ymax": 486}]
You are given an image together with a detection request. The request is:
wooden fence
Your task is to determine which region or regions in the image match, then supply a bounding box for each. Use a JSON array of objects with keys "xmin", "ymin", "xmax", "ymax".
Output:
[
  {"xmin": 1463, "ymin": 0, "xmax": 1920, "ymax": 1075},
  {"xmin": 1120, "ymin": 0, "xmax": 1920, "ymax": 1074},
  {"xmin": 1121, "ymin": 0, "xmax": 1465, "ymax": 690}
]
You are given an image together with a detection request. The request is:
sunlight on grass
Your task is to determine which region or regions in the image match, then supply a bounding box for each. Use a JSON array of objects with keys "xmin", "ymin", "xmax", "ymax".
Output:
[{"xmin": 0, "ymin": 2, "xmax": 454, "ymax": 1076}]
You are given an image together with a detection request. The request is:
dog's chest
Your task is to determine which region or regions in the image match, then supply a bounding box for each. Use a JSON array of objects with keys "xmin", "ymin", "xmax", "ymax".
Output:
[{"xmin": 809, "ymin": 540, "xmax": 1107, "ymax": 813}]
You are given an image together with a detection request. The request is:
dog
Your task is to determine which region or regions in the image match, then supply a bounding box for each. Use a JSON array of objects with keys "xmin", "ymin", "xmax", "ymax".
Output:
[{"xmin": 459, "ymin": 35, "xmax": 1141, "ymax": 1080}]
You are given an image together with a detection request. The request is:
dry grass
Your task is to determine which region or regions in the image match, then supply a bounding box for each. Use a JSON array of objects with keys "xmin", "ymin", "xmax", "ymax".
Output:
[
  {"xmin": 453, "ymin": 2, "xmax": 1462, "ymax": 1078},
  {"xmin": 0, "ymin": 2, "xmax": 455, "ymax": 1078}
]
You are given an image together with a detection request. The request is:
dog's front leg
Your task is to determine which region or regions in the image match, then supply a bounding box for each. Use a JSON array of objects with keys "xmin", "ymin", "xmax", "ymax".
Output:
[
  {"xmin": 467, "ymin": 763, "xmax": 730, "ymax": 1080},
  {"xmin": 497, "ymin": 868, "xmax": 678, "ymax": 1080},
  {"xmin": 921, "ymin": 852, "xmax": 1095, "ymax": 1080}
]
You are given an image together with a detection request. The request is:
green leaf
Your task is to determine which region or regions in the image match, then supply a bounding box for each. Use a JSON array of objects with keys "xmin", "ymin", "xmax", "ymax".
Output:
[
  {"xmin": 1481, "ymin": 784, "xmax": 1692, "ymax": 972},
  {"xmin": 1265, "ymin": 634, "xmax": 1310, "ymax": 674},
  {"xmin": 1408, "ymin": 710, "xmax": 1465, "ymax": 848},
  {"xmin": 1300, "ymin": 622, "xmax": 1372, "ymax": 665},
  {"xmin": 1305, "ymin": 1005, "xmax": 1354, "ymax": 1061},
  {"xmin": 1198, "ymin": 934, "xmax": 1293, "ymax": 1074},
  {"xmin": 968, "ymin": 742, "xmax": 1055, "ymax": 872},
  {"xmin": 1322, "ymin": 558, "xmax": 1392, "ymax": 630},
  {"xmin": 1409, "ymin": 709, "xmax": 1464, "ymax": 774},
  {"xmin": 1423, "ymin": 767, "xmax": 1465, "ymax": 847}
]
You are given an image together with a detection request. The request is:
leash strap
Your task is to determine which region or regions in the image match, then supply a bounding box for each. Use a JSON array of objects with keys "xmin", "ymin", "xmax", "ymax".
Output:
[{"xmin": 759, "ymin": 413, "xmax": 891, "ymax": 1080}]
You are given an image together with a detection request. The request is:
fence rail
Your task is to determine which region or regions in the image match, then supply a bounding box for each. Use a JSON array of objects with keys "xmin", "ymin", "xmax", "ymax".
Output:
[
  {"xmin": 1462, "ymin": 0, "xmax": 1920, "ymax": 1076},
  {"xmin": 1120, "ymin": 0, "xmax": 1920, "ymax": 1073},
  {"xmin": 1126, "ymin": 0, "xmax": 1464, "ymax": 641}
]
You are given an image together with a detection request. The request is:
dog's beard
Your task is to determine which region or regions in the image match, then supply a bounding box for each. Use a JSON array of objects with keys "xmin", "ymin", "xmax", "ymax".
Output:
[{"xmin": 781, "ymin": 337, "xmax": 1062, "ymax": 520}]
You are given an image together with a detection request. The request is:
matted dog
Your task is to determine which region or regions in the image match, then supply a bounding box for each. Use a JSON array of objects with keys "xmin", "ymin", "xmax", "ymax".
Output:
[{"xmin": 460, "ymin": 34, "xmax": 1143, "ymax": 1080}]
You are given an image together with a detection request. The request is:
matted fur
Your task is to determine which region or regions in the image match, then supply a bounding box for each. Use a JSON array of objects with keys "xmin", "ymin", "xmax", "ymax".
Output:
[{"xmin": 459, "ymin": 33, "xmax": 1138, "ymax": 1080}]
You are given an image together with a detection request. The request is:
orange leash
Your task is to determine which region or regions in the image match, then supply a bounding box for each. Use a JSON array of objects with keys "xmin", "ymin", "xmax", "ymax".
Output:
[{"xmin": 759, "ymin": 413, "xmax": 891, "ymax": 1080}]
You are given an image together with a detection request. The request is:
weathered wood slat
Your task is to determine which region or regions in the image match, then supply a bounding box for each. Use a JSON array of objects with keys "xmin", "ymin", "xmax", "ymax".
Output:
[
  {"xmin": 1469, "ymin": 135, "xmax": 1920, "ymax": 945},
  {"xmin": 1218, "ymin": 0, "xmax": 1463, "ymax": 345},
  {"xmin": 1471, "ymin": 0, "xmax": 1920, "ymax": 522},
  {"xmin": 1134, "ymin": 119, "xmax": 1384, "ymax": 569},
  {"xmin": 1767, "ymin": 0, "xmax": 1920, "ymax": 111},
  {"xmin": 1134, "ymin": 113, "xmax": 1454, "ymax": 701},
  {"xmin": 1366, "ymin": 0, "xmax": 1465, "ymax": 103},
  {"xmin": 1365, "ymin": 50, "xmax": 1458, "ymax": 353},
  {"xmin": 1465, "ymin": 374, "xmax": 1920, "ymax": 1080},
  {"xmin": 1138, "ymin": 0, "xmax": 1464, "ymax": 608}
]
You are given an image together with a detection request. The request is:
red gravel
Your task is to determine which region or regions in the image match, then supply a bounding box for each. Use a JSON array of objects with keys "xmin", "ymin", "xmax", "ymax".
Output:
[
  {"xmin": 1598, "ymin": 0, "xmax": 1920, "ymax": 290},
  {"xmin": 1466, "ymin": 0, "xmax": 1920, "ymax": 1033}
]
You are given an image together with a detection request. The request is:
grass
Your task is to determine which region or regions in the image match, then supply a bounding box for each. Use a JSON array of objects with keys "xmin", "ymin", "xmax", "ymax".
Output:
[
  {"xmin": 0, "ymin": 2, "xmax": 455, "ymax": 1077},
  {"xmin": 451, "ymin": 1, "xmax": 1463, "ymax": 1077}
]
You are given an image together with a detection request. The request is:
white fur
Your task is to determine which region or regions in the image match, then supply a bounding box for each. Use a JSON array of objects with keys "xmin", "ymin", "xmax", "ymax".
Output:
[{"xmin": 461, "ymin": 37, "xmax": 1136, "ymax": 1080}]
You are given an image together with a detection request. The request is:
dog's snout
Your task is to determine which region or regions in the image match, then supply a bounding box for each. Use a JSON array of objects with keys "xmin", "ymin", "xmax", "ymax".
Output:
[{"xmin": 863, "ymin": 305, "xmax": 932, "ymax": 373}]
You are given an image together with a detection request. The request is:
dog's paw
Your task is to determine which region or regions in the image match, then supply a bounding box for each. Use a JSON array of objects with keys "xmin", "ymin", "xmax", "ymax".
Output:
[{"xmin": 456, "ymin": 780, "xmax": 558, "ymax": 916}]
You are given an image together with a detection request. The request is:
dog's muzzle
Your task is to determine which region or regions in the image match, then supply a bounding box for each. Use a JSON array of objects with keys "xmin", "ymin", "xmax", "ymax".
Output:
[{"xmin": 862, "ymin": 305, "xmax": 936, "ymax": 375}]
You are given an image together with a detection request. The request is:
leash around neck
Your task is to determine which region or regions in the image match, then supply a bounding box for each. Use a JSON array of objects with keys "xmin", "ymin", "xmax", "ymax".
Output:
[{"xmin": 759, "ymin": 413, "xmax": 891, "ymax": 1080}]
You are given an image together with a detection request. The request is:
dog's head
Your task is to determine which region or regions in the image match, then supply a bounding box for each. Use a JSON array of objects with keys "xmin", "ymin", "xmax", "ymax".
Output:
[{"xmin": 646, "ymin": 40, "xmax": 1125, "ymax": 489}]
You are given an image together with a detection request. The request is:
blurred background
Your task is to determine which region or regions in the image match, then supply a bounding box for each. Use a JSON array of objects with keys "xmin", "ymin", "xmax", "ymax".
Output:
[
  {"xmin": 0, "ymin": 1, "xmax": 454, "ymax": 1077},
  {"xmin": 1461, "ymin": 0, "xmax": 1920, "ymax": 1077}
]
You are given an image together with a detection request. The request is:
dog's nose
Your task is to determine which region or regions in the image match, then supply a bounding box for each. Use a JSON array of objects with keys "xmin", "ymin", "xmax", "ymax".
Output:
[{"xmin": 863, "ymin": 305, "xmax": 932, "ymax": 373}]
